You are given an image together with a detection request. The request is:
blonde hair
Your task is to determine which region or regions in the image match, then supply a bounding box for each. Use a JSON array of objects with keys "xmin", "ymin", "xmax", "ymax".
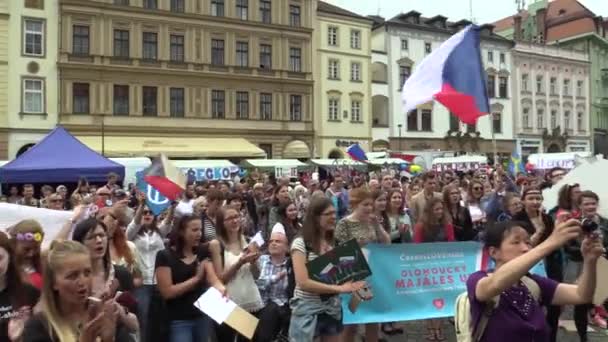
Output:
[{"xmin": 40, "ymin": 240, "xmax": 90, "ymax": 342}]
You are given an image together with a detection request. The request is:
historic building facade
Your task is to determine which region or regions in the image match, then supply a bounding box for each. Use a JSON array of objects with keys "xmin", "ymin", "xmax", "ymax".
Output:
[
  {"xmin": 0, "ymin": 0, "xmax": 60, "ymax": 159},
  {"xmin": 313, "ymin": 1, "xmax": 373, "ymax": 158},
  {"xmin": 58, "ymin": 0, "xmax": 316, "ymax": 159},
  {"xmin": 370, "ymin": 11, "xmax": 515, "ymax": 160},
  {"xmin": 512, "ymin": 42, "xmax": 591, "ymax": 156}
]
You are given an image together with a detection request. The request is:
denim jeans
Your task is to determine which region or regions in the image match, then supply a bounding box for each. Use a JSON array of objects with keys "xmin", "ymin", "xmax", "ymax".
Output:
[
  {"xmin": 133, "ymin": 285, "xmax": 154, "ymax": 342},
  {"xmin": 169, "ymin": 316, "xmax": 209, "ymax": 342}
]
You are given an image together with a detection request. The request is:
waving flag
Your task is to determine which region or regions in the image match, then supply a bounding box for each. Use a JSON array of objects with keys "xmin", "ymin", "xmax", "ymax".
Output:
[
  {"xmin": 143, "ymin": 154, "xmax": 187, "ymax": 201},
  {"xmin": 346, "ymin": 144, "xmax": 367, "ymax": 162},
  {"xmin": 402, "ymin": 25, "xmax": 489, "ymax": 125},
  {"xmin": 508, "ymin": 151, "xmax": 525, "ymax": 176}
]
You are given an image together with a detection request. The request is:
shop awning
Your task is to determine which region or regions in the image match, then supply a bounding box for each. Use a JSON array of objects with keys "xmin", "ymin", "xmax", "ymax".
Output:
[
  {"xmin": 282, "ymin": 140, "xmax": 311, "ymax": 159},
  {"xmin": 172, "ymin": 160, "xmax": 237, "ymax": 169},
  {"xmin": 241, "ymin": 159, "xmax": 307, "ymax": 169},
  {"xmin": 76, "ymin": 136, "xmax": 267, "ymax": 158}
]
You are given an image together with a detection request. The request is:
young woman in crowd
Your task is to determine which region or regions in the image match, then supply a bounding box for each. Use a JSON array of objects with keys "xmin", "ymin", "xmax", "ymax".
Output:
[
  {"xmin": 413, "ymin": 197, "xmax": 454, "ymax": 341},
  {"xmin": 226, "ymin": 192, "xmax": 255, "ymax": 237},
  {"xmin": 71, "ymin": 218, "xmax": 139, "ymax": 336},
  {"xmin": 0, "ymin": 233, "xmax": 40, "ymax": 342},
  {"xmin": 126, "ymin": 193, "xmax": 174, "ymax": 342},
  {"xmin": 466, "ymin": 219, "xmax": 603, "ymax": 342},
  {"xmin": 466, "ymin": 180, "xmax": 487, "ymax": 237},
  {"xmin": 385, "ymin": 189, "xmax": 413, "ymax": 243},
  {"xmin": 289, "ymin": 197, "xmax": 367, "ymax": 342},
  {"xmin": 496, "ymin": 192, "xmax": 524, "ymax": 222},
  {"xmin": 22, "ymin": 240, "xmax": 128, "ymax": 342},
  {"xmin": 155, "ymin": 215, "xmax": 225, "ymax": 342},
  {"xmin": 371, "ymin": 190, "xmax": 390, "ymax": 238},
  {"xmin": 97, "ymin": 208, "xmax": 140, "ymax": 276},
  {"xmin": 335, "ymin": 187, "xmax": 390, "ymax": 342},
  {"xmin": 272, "ymin": 201, "xmax": 301, "ymax": 244},
  {"xmin": 202, "ymin": 189, "xmax": 224, "ymax": 242},
  {"xmin": 405, "ymin": 181, "xmax": 421, "ymax": 208},
  {"xmin": 294, "ymin": 184, "xmax": 310, "ymax": 221},
  {"xmin": 443, "ymin": 185, "xmax": 475, "ymax": 241},
  {"xmin": 9, "ymin": 219, "xmax": 44, "ymax": 289},
  {"xmin": 553, "ymin": 183, "xmax": 582, "ymax": 219},
  {"xmin": 513, "ymin": 187, "xmax": 562, "ymax": 342},
  {"xmin": 209, "ymin": 207, "xmax": 266, "ymax": 341},
  {"xmin": 267, "ymin": 185, "xmax": 292, "ymax": 236}
]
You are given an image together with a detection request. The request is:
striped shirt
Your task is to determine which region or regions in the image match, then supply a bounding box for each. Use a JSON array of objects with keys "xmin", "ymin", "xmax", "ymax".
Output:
[
  {"xmin": 291, "ymin": 237, "xmax": 323, "ymax": 301},
  {"xmin": 203, "ymin": 215, "xmax": 217, "ymax": 242}
]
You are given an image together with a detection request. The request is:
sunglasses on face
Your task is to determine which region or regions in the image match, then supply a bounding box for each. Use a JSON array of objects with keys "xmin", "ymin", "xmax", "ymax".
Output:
[
  {"xmin": 473, "ymin": 187, "xmax": 483, "ymax": 191},
  {"xmin": 143, "ymin": 210, "xmax": 152, "ymax": 215}
]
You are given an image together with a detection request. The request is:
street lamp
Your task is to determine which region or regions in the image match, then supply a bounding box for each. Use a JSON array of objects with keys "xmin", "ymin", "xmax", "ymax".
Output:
[{"xmin": 397, "ymin": 124, "xmax": 403, "ymax": 152}]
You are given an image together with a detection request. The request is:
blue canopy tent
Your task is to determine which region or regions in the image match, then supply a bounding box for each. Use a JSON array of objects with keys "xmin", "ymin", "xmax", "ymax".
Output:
[{"xmin": 0, "ymin": 126, "xmax": 125, "ymax": 183}]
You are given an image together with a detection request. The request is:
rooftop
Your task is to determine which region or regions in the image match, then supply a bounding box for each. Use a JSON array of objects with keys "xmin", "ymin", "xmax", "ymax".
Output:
[{"xmin": 317, "ymin": 1, "xmax": 371, "ymax": 21}]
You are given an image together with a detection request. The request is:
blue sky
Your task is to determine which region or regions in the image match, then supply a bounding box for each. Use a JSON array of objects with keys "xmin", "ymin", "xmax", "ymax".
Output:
[{"xmin": 324, "ymin": 0, "xmax": 607, "ymax": 25}]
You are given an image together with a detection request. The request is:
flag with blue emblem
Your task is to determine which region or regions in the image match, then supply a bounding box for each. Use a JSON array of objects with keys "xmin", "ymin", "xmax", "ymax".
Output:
[{"xmin": 136, "ymin": 171, "xmax": 171, "ymax": 216}]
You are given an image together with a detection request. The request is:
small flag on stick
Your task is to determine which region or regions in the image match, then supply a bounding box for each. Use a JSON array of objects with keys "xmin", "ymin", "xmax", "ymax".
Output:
[
  {"xmin": 143, "ymin": 154, "xmax": 187, "ymax": 201},
  {"xmin": 346, "ymin": 144, "xmax": 368, "ymax": 162}
]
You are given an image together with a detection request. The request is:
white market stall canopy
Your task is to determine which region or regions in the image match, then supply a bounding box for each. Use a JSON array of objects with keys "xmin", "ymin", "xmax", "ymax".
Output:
[
  {"xmin": 172, "ymin": 160, "xmax": 237, "ymax": 169},
  {"xmin": 367, "ymin": 158, "xmax": 410, "ymax": 166},
  {"xmin": 431, "ymin": 155, "xmax": 488, "ymax": 171},
  {"xmin": 241, "ymin": 159, "xmax": 307, "ymax": 169},
  {"xmin": 310, "ymin": 159, "xmax": 367, "ymax": 170},
  {"xmin": 527, "ymin": 152, "xmax": 592, "ymax": 170}
]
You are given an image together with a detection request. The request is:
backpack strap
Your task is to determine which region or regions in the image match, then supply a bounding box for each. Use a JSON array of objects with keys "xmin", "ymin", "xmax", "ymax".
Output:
[
  {"xmin": 521, "ymin": 275, "xmax": 541, "ymax": 302},
  {"xmin": 473, "ymin": 294, "xmax": 499, "ymax": 342}
]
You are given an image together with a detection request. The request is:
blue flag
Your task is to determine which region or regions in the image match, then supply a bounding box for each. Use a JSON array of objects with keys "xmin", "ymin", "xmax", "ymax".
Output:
[
  {"xmin": 136, "ymin": 171, "xmax": 170, "ymax": 216},
  {"xmin": 508, "ymin": 151, "xmax": 525, "ymax": 176}
]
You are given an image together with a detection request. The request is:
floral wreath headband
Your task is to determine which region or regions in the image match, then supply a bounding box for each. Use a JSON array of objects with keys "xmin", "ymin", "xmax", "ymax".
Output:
[{"xmin": 14, "ymin": 232, "xmax": 44, "ymax": 243}]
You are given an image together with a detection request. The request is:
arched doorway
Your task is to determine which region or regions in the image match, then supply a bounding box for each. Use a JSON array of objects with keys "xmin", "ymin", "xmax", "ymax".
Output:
[
  {"xmin": 327, "ymin": 148, "xmax": 344, "ymax": 159},
  {"xmin": 547, "ymin": 143, "xmax": 561, "ymax": 153},
  {"xmin": 16, "ymin": 143, "xmax": 36, "ymax": 157}
]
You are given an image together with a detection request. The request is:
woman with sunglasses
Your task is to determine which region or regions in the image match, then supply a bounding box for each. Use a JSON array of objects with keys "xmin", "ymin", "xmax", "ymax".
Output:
[
  {"xmin": 127, "ymin": 192, "xmax": 174, "ymax": 342},
  {"xmin": 443, "ymin": 185, "xmax": 475, "ymax": 241},
  {"xmin": 496, "ymin": 192, "xmax": 524, "ymax": 222},
  {"xmin": 466, "ymin": 180, "xmax": 487, "ymax": 239}
]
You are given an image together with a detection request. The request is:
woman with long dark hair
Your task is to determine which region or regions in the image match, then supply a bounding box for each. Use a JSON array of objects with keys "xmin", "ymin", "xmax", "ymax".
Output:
[
  {"xmin": 272, "ymin": 201, "xmax": 301, "ymax": 243},
  {"xmin": 443, "ymin": 186, "xmax": 474, "ymax": 241},
  {"xmin": 289, "ymin": 197, "xmax": 366, "ymax": 342},
  {"xmin": 385, "ymin": 189, "xmax": 413, "ymax": 243},
  {"xmin": 267, "ymin": 185, "xmax": 291, "ymax": 236}
]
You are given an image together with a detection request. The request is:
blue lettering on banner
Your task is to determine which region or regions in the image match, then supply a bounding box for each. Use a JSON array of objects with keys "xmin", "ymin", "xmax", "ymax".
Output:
[
  {"xmin": 179, "ymin": 167, "xmax": 239, "ymax": 181},
  {"xmin": 136, "ymin": 171, "xmax": 170, "ymax": 216}
]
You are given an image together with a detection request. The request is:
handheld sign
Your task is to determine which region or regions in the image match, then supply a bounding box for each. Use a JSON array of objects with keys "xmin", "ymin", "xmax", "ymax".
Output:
[{"xmin": 307, "ymin": 239, "xmax": 372, "ymax": 285}]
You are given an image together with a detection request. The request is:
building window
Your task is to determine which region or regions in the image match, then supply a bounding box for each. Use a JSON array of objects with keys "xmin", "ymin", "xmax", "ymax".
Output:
[
  {"xmin": 498, "ymin": 76, "xmax": 508, "ymax": 98},
  {"xmin": 399, "ymin": 65, "xmax": 411, "ymax": 89},
  {"xmin": 171, "ymin": 0, "xmax": 184, "ymax": 13},
  {"xmin": 260, "ymin": 0, "xmax": 271, "ymax": 24},
  {"xmin": 407, "ymin": 110, "xmax": 418, "ymax": 131},
  {"xmin": 421, "ymin": 109, "xmax": 432, "ymax": 131},
  {"xmin": 487, "ymin": 75, "xmax": 495, "ymax": 98},
  {"xmin": 113, "ymin": 85, "xmax": 129, "ymax": 115},
  {"xmin": 25, "ymin": 0, "xmax": 44, "ymax": 9},
  {"xmin": 289, "ymin": 47, "xmax": 301, "ymax": 72},
  {"xmin": 550, "ymin": 110, "xmax": 557, "ymax": 129},
  {"xmin": 143, "ymin": 0, "xmax": 157, "ymax": 9},
  {"xmin": 424, "ymin": 42, "xmax": 432, "ymax": 54},
  {"xmin": 536, "ymin": 75, "xmax": 543, "ymax": 93},
  {"xmin": 577, "ymin": 80, "xmax": 583, "ymax": 96},
  {"xmin": 351, "ymin": 100, "xmax": 361, "ymax": 122},
  {"xmin": 464, "ymin": 122, "xmax": 476, "ymax": 133},
  {"xmin": 236, "ymin": 0, "xmax": 248, "ymax": 20},
  {"xmin": 113, "ymin": 29, "xmax": 129, "ymax": 58},
  {"xmin": 290, "ymin": 95, "xmax": 302, "ymax": 121},
  {"xmin": 142, "ymin": 32, "xmax": 157, "ymax": 60},
  {"xmin": 577, "ymin": 112, "xmax": 584, "ymax": 131},
  {"xmin": 328, "ymin": 26, "xmax": 338, "ymax": 46},
  {"xmin": 211, "ymin": 39, "xmax": 224, "ymax": 65},
  {"xmin": 537, "ymin": 109, "xmax": 544, "ymax": 129},
  {"xmin": 236, "ymin": 41, "xmax": 249, "ymax": 67},
  {"xmin": 236, "ymin": 91, "xmax": 249, "ymax": 119},
  {"xmin": 564, "ymin": 110, "xmax": 570, "ymax": 130},
  {"xmin": 328, "ymin": 98, "xmax": 339, "ymax": 121},
  {"xmin": 72, "ymin": 25, "xmax": 89, "ymax": 55},
  {"xmin": 401, "ymin": 39, "xmax": 408, "ymax": 51},
  {"xmin": 23, "ymin": 19, "xmax": 44, "ymax": 56},
  {"xmin": 328, "ymin": 59, "xmax": 339, "ymax": 79},
  {"xmin": 260, "ymin": 93, "xmax": 272, "ymax": 120},
  {"xmin": 114, "ymin": 0, "xmax": 129, "ymax": 5},
  {"xmin": 499, "ymin": 53, "xmax": 505, "ymax": 64},
  {"xmin": 523, "ymin": 108, "xmax": 530, "ymax": 128},
  {"xmin": 170, "ymin": 88, "xmax": 184, "ymax": 117},
  {"xmin": 142, "ymin": 86, "xmax": 157, "ymax": 116},
  {"xmin": 211, "ymin": 0, "xmax": 224, "ymax": 16},
  {"xmin": 170, "ymin": 34, "xmax": 184, "ymax": 62},
  {"xmin": 492, "ymin": 113, "xmax": 502, "ymax": 133},
  {"xmin": 73, "ymin": 83, "xmax": 90, "ymax": 114},
  {"xmin": 289, "ymin": 5, "xmax": 301, "ymax": 27},
  {"xmin": 550, "ymin": 77, "xmax": 557, "ymax": 95},
  {"xmin": 351, "ymin": 62, "xmax": 361, "ymax": 81},
  {"xmin": 259, "ymin": 44, "xmax": 271, "ymax": 69},
  {"xmin": 211, "ymin": 90, "xmax": 225, "ymax": 119},
  {"xmin": 521, "ymin": 74, "xmax": 528, "ymax": 92},
  {"xmin": 23, "ymin": 79, "xmax": 44, "ymax": 114},
  {"xmin": 563, "ymin": 79, "xmax": 570, "ymax": 96},
  {"xmin": 487, "ymin": 51, "xmax": 493, "ymax": 62},
  {"xmin": 449, "ymin": 112, "xmax": 459, "ymax": 131},
  {"xmin": 259, "ymin": 143, "xmax": 272, "ymax": 158},
  {"xmin": 350, "ymin": 30, "xmax": 361, "ymax": 49}
]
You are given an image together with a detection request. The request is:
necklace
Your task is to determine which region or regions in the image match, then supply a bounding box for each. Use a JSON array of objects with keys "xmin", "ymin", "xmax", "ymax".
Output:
[{"xmin": 502, "ymin": 281, "xmax": 535, "ymax": 319}]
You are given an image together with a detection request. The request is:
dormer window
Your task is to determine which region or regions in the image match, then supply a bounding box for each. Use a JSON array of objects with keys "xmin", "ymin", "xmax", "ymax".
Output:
[{"xmin": 559, "ymin": 9, "xmax": 566, "ymax": 16}]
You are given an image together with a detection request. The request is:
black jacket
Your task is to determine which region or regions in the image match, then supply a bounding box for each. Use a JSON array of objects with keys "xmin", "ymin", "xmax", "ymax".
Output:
[{"xmin": 449, "ymin": 205, "xmax": 475, "ymax": 241}]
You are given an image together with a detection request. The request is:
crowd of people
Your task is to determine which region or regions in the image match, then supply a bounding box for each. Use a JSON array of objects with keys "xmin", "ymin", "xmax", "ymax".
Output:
[{"xmin": 0, "ymin": 164, "xmax": 606, "ymax": 342}]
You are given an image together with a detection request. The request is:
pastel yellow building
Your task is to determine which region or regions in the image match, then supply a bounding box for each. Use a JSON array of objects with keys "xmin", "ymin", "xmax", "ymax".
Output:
[
  {"xmin": 313, "ymin": 1, "xmax": 373, "ymax": 158},
  {"xmin": 0, "ymin": 2, "xmax": 8, "ymax": 155}
]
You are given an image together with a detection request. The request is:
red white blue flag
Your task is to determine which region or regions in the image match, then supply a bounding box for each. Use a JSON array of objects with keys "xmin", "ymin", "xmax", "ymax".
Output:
[{"xmin": 346, "ymin": 144, "xmax": 367, "ymax": 162}]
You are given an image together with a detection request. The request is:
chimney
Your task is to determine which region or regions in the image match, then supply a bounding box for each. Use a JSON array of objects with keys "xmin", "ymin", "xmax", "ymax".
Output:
[
  {"xmin": 536, "ymin": 7, "xmax": 547, "ymax": 43},
  {"xmin": 514, "ymin": 14, "xmax": 522, "ymax": 41}
]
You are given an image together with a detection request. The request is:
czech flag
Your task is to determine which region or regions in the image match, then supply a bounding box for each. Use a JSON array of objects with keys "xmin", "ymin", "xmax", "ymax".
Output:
[
  {"xmin": 143, "ymin": 154, "xmax": 187, "ymax": 201},
  {"xmin": 402, "ymin": 25, "xmax": 489, "ymax": 125},
  {"xmin": 346, "ymin": 144, "xmax": 368, "ymax": 162}
]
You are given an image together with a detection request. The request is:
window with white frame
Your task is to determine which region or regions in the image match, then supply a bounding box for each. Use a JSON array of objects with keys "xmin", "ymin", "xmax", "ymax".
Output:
[
  {"xmin": 523, "ymin": 108, "xmax": 530, "ymax": 128},
  {"xmin": 350, "ymin": 62, "xmax": 361, "ymax": 81},
  {"xmin": 522, "ymin": 74, "xmax": 529, "ymax": 91},
  {"xmin": 499, "ymin": 53, "xmax": 505, "ymax": 64},
  {"xmin": 537, "ymin": 108, "xmax": 544, "ymax": 129},
  {"xmin": 350, "ymin": 30, "xmax": 361, "ymax": 49},
  {"xmin": 401, "ymin": 38, "xmax": 408, "ymax": 51},
  {"xmin": 577, "ymin": 112, "xmax": 584, "ymax": 131},
  {"xmin": 328, "ymin": 59, "xmax": 339, "ymax": 79},
  {"xmin": 351, "ymin": 100, "xmax": 361, "ymax": 122},
  {"xmin": 564, "ymin": 110, "xmax": 570, "ymax": 130},
  {"xmin": 236, "ymin": 0, "xmax": 248, "ymax": 20},
  {"xmin": 551, "ymin": 110, "xmax": 557, "ymax": 129},
  {"xmin": 236, "ymin": 41, "xmax": 248, "ymax": 67},
  {"xmin": 536, "ymin": 75, "xmax": 543, "ymax": 93},
  {"xmin": 211, "ymin": 0, "xmax": 224, "ymax": 16},
  {"xmin": 424, "ymin": 42, "xmax": 432, "ymax": 54},
  {"xmin": 23, "ymin": 78, "xmax": 44, "ymax": 113},
  {"xmin": 577, "ymin": 80, "xmax": 583, "ymax": 97},
  {"xmin": 487, "ymin": 51, "xmax": 493, "ymax": 62},
  {"xmin": 328, "ymin": 98, "xmax": 339, "ymax": 121},
  {"xmin": 23, "ymin": 18, "xmax": 44, "ymax": 56},
  {"xmin": 563, "ymin": 79, "xmax": 570, "ymax": 96},
  {"xmin": 550, "ymin": 77, "xmax": 557, "ymax": 95},
  {"xmin": 289, "ymin": 47, "xmax": 301, "ymax": 72},
  {"xmin": 328, "ymin": 26, "xmax": 338, "ymax": 46}
]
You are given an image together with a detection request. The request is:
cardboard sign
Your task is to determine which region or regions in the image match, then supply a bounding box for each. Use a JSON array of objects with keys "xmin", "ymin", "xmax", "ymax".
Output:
[{"xmin": 307, "ymin": 239, "xmax": 372, "ymax": 285}]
